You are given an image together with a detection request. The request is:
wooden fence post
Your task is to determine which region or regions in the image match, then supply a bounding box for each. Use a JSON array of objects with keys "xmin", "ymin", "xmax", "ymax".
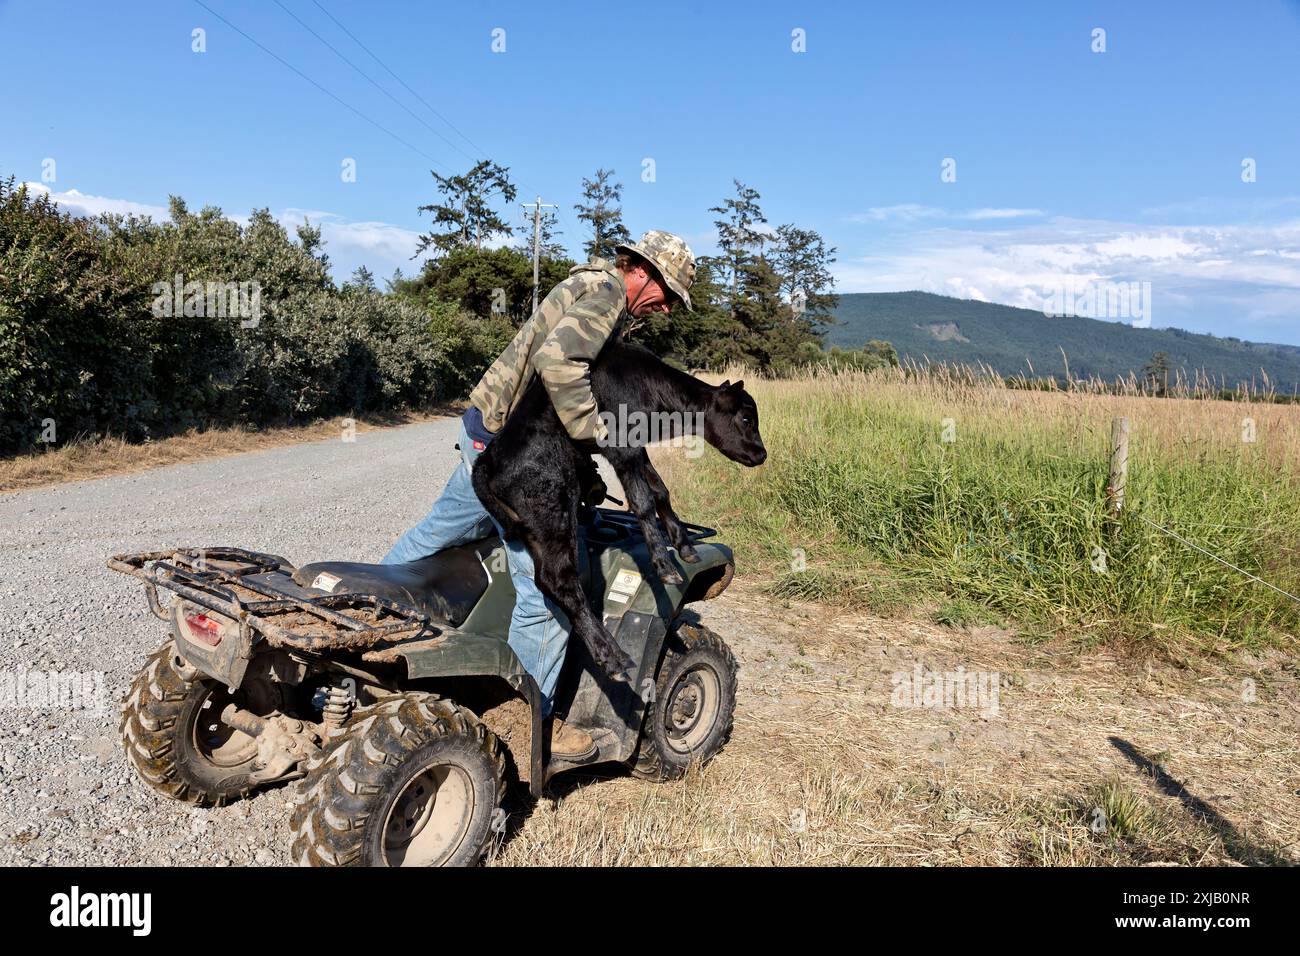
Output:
[{"xmin": 1107, "ymin": 417, "xmax": 1129, "ymax": 532}]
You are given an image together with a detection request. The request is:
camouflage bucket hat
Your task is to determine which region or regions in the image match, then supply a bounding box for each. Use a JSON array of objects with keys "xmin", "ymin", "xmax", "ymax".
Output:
[{"xmin": 616, "ymin": 230, "xmax": 696, "ymax": 310}]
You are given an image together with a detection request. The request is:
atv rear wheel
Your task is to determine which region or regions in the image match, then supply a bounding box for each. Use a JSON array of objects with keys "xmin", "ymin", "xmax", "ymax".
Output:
[
  {"xmin": 119, "ymin": 641, "xmax": 280, "ymax": 805},
  {"xmin": 630, "ymin": 621, "xmax": 738, "ymax": 781},
  {"xmin": 290, "ymin": 693, "xmax": 506, "ymax": 867}
]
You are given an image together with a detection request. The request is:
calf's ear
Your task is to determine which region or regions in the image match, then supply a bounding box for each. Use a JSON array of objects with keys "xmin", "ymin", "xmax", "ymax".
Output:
[{"xmin": 718, "ymin": 379, "xmax": 731, "ymax": 389}]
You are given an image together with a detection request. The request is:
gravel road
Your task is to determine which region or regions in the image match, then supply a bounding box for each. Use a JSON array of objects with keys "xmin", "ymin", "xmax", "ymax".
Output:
[{"xmin": 0, "ymin": 416, "xmax": 628, "ymax": 866}]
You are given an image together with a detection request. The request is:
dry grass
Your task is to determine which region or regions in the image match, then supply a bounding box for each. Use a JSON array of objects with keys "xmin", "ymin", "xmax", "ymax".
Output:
[
  {"xmin": 0, "ymin": 410, "xmax": 454, "ymax": 494},
  {"xmin": 753, "ymin": 363, "xmax": 1300, "ymax": 473},
  {"xmin": 490, "ymin": 582, "xmax": 1299, "ymax": 866}
]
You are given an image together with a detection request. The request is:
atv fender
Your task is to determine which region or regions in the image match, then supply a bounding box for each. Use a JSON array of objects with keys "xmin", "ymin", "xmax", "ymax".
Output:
[
  {"xmin": 605, "ymin": 541, "xmax": 734, "ymax": 620},
  {"xmin": 389, "ymin": 628, "xmax": 546, "ymax": 797}
]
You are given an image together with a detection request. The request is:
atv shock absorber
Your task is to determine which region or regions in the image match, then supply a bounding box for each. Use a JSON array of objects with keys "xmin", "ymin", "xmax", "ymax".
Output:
[{"xmin": 318, "ymin": 681, "xmax": 355, "ymax": 729}]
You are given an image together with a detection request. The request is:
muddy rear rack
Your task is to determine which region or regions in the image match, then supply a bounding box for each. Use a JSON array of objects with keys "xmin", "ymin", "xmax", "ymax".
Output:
[{"xmin": 108, "ymin": 547, "xmax": 436, "ymax": 652}]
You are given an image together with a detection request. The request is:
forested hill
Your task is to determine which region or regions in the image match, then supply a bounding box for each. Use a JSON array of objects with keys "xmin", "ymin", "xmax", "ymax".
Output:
[{"xmin": 826, "ymin": 291, "xmax": 1300, "ymax": 392}]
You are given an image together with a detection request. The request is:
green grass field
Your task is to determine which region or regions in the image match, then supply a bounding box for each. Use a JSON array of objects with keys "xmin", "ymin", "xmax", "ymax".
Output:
[{"xmin": 657, "ymin": 367, "xmax": 1300, "ymax": 659}]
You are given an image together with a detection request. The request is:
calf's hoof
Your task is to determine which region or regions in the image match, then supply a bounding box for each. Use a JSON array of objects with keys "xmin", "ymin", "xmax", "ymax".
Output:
[
  {"xmin": 655, "ymin": 562, "xmax": 685, "ymax": 587},
  {"xmin": 596, "ymin": 645, "xmax": 637, "ymax": 685}
]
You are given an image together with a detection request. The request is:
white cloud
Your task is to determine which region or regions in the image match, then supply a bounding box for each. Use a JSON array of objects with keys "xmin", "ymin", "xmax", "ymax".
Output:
[
  {"xmin": 849, "ymin": 205, "xmax": 1043, "ymax": 223},
  {"xmin": 22, "ymin": 182, "xmax": 169, "ymax": 219},
  {"xmin": 964, "ymin": 207, "xmax": 1044, "ymax": 221},
  {"xmin": 26, "ymin": 185, "xmax": 434, "ymax": 282},
  {"xmin": 849, "ymin": 204, "xmax": 943, "ymax": 223},
  {"xmin": 276, "ymin": 208, "xmax": 432, "ymax": 278},
  {"xmin": 1091, "ymin": 234, "xmax": 1206, "ymax": 261}
]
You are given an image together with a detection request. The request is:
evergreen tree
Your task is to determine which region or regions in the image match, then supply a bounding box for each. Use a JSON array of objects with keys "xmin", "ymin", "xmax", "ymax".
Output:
[
  {"xmin": 574, "ymin": 168, "xmax": 631, "ymax": 261},
  {"xmin": 415, "ymin": 160, "xmax": 517, "ymax": 257},
  {"xmin": 734, "ymin": 255, "xmax": 796, "ymax": 365},
  {"xmin": 1143, "ymin": 350, "xmax": 1172, "ymax": 395},
  {"xmin": 771, "ymin": 223, "xmax": 838, "ymax": 327},
  {"xmin": 517, "ymin": 207, "xmax": 566, "ymax": 261},
  {"xmin": 709, "ymin": 179, "xmax": 768, "ymax": 322},
  {"xmin": 343, "ymin": 265, "xmax": 377, "ymax": 295}
]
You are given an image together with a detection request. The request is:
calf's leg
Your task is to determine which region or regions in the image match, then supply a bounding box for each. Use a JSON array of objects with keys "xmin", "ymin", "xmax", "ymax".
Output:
[
  {"xmin": 517, "ymin": 515, "xmax": 636, "ymax": 685},
  {"xmin": 638, "ymin": 451, "xmax": 699, "ymax": 563},
  {"xmin": 604, "ymin": 450, "xmax": 686, "ymax": 587}
]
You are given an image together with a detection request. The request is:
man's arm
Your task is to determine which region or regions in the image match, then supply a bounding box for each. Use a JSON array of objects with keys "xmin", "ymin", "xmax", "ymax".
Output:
[{"xmin": 532, "ymin": 284, "xmax": 622, "ymax": 444}]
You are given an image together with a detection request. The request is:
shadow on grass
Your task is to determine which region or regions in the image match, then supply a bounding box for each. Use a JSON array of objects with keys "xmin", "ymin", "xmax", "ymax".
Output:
[{"xmin": 1109, "ymin": 736, "xmax": 1292, "ymax": 866}]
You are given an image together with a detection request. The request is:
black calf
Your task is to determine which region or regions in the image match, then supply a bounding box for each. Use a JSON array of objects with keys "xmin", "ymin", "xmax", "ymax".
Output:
[{"xmin": 471, "ymin": 338, "xmax": 766, "ymax": 682}]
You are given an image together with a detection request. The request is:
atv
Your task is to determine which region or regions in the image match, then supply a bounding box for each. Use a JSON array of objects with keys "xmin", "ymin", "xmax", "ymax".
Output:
[{"xmin": 111, "ymin": 507, "xmax": 738, "ymax": 867}]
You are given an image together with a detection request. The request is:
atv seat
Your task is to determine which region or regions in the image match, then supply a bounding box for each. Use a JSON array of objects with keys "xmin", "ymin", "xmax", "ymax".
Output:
[{"xmin": 294, "ymin": 537, "xmax": 501, "ymax": 627}]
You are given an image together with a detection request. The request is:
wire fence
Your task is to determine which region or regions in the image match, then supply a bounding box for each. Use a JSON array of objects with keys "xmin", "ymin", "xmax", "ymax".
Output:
[{"xmin": 1135, "ymin": 514, "xmax": 1300, "ymax": 607}]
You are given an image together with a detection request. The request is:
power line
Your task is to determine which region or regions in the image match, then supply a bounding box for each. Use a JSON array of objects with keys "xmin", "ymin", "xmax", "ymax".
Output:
[
  {"xmin": 191, "ymin": 0, "xmax": 452, "ymax": 171},
  {"xmin": 308, "ymin": 0, "xmax": 488, "ymax": 161},
  {"xmin": 271, "ymin": 0, "xmax": 479, "ymax": 165},
  {"xmin": 306, "ymin": 0, "xmax": 597, "ymax": 256},
  {"xmin": 196, "ymin": 0, "xmax": 599, "ymax": 261}
]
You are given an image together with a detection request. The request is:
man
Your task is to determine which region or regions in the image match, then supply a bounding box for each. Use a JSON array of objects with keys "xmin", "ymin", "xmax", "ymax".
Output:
[{"xmin": 383, "ymin": 230, "xmax": 696, "ymax": 760}]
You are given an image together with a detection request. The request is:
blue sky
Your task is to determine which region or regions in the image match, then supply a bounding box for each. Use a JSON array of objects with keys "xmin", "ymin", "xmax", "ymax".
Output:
[{"xmin": 3, "ymin": 0, "xmax": 1300, "ymax": 343}]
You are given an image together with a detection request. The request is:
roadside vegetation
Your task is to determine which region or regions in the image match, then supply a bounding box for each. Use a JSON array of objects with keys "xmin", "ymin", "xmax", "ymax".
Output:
[
  {"xmin": 0, "ymin": 176, "xmax": 513, "ymax": 457},
  {"xmin": 656, "ymin": 365, "xmax": 1300, "ymax": 660},
  {"xmin": 1, "ymin": 166, "xmax": 853, "ymax": 460}
]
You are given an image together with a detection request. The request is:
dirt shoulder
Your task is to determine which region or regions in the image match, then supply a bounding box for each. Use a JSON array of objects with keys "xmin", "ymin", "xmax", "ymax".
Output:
[{"xmin": 494, "ymin": 580, "xmax": 1299, "ymax": 866}]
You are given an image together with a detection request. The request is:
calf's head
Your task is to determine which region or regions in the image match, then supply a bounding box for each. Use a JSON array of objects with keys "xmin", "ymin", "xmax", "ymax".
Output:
[{"xmin": 703, "ymin": 379, "xmax": 767, "ymax": 466}]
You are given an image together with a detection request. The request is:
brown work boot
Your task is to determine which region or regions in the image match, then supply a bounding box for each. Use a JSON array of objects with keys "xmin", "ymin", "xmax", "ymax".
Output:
[{"xmin": 548, "ymin": 716, "xmax": 597, "ymax": 761}]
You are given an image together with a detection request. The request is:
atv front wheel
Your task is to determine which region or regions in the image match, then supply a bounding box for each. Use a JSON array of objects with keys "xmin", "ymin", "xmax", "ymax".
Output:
[
  {"xmin": 290, "ymin": 693, "xmax": 506, "ymax": 867},
  {"xmin": 119, "ymin": 641, "xmax": 281, "ymax": 805},
  {"xmin": 630, "ymin": 621, "xmax": 738, "ymax": 781}
]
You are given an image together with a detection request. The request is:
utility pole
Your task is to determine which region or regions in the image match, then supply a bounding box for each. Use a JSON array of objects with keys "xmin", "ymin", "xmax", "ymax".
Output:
[{"xmin": 520, "ymin": 195, "xmax": 557, "ymax": 314}]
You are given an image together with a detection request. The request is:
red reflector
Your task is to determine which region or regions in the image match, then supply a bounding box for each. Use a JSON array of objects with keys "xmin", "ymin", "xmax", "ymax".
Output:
[{"xmin": 183, "ymin": 612, "xmax": 223, "ymax": 647}]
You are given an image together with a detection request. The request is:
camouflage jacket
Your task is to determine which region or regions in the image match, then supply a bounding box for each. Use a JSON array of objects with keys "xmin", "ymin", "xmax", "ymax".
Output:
[{"xmin": 469, "ymin": 258, "xmax": 625, "ymax": 443}]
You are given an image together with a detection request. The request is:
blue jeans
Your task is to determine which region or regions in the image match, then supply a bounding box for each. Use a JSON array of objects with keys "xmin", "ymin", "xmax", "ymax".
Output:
[{"xmin": 382, "ymin": 422, "xmax": 570, "ymax": 716}]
